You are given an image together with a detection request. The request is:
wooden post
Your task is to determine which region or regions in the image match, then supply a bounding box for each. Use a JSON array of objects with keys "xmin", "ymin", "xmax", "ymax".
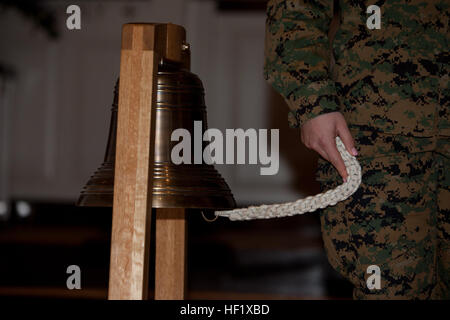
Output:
[
  {"xmin": 108, "ymin": 23, "xmax": 188, "ymax": 300},
  {"xmin": 108, "ymin": 24, "xmax": 161, "ymax": 300},
  {"xmin": 155, "ymin": 208, "xmax": 187, "ymax": 300}
]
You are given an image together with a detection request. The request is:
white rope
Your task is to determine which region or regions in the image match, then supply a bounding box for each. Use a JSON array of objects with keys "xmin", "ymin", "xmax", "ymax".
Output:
[{"xmin": 215, "ymin": 137, "xmax": 361, "ymax": 221}]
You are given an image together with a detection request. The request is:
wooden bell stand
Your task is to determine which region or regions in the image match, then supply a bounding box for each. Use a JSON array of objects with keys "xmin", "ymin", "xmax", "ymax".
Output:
[{"xmin": 108, "ymin": 23, "xmax": 188, "ymax": 300}]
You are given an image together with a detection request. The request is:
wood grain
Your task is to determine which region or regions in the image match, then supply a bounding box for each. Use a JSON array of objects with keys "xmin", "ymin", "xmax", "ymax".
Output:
[
  {"xmin": 155, "ymin": 208, "xmax": 187, "ymax": 300},
  {"xmin": 108, "ymin": 24, "xmax": 160, "ymax": 300}
]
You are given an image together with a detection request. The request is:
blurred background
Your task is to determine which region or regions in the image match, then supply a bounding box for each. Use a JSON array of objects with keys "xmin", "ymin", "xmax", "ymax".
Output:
[{"xmin": 0, "ymin": 0, "xmax": 351, "ymax": 299}]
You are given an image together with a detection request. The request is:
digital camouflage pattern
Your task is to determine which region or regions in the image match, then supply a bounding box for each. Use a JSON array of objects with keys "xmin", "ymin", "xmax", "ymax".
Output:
[
  {"xmin": 263, "ymin": 0, "xmax": 449, "ymax": 299},
  {"xmin": 264, "ymin": 0, "xmax": 449, "ymax": 137},
  {"xmin": 316, "ymin": 134, "xmax": 449, "ymax": 299}
]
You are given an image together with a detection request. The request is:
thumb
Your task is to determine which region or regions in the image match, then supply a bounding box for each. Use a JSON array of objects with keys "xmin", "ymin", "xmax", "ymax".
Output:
[{"xmin": 337, "ymin": 122, "xmax": 357, "ymax": 156}]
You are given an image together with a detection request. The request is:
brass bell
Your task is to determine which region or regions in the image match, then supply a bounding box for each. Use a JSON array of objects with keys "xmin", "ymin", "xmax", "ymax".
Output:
[{"xmin": 77, "ymin": 60, "xmax": 235, "ymax": 210}]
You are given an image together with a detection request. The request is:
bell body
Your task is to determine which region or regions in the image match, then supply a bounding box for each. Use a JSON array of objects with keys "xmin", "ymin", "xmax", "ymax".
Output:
[{"xmin": 77, "ymin": 62, "xmax": 236, "ymax": 210}]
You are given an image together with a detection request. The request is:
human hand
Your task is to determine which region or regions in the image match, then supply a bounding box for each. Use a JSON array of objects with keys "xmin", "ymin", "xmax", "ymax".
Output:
[{"xmin": 300, "ymin": 112, "xmax": 358, "ymax": 182}]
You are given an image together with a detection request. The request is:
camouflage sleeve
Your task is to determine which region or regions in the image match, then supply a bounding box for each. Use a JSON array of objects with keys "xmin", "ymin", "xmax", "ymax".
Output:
[{"xmin": 264, "ymin": 0, "xmax": 340, "ymax": 128}]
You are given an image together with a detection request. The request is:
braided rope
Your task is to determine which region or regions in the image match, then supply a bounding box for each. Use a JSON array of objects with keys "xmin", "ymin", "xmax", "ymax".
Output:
[{"xmin": 215, "ymin": 137, "xmax": 361, "ymax": 221}]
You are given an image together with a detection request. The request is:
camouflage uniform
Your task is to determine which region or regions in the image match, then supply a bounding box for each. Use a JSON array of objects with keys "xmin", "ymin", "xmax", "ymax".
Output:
[{"xmin": 264, "ymin": 0, "xmax": 449, "ymax": 299}]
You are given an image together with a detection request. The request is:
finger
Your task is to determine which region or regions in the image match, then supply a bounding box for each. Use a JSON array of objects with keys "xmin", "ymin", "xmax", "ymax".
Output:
[
  {"xmin": 324, "ymin": 142, "xmax": 348, "ymax": 182},
  {"xmin": 337, "ymin": 122, "xmax": 357, "ymax": 156}
]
